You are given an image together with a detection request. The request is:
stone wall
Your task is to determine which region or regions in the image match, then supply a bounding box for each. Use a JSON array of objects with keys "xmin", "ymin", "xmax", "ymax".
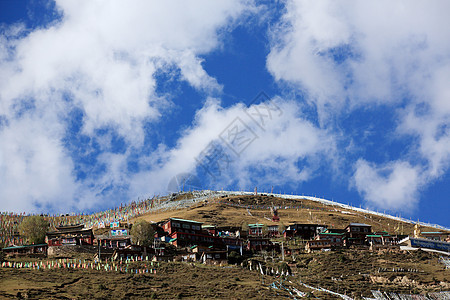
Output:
[{"xmin": 47, "ymin": 245, "xmax": 97, "ymax": 258}]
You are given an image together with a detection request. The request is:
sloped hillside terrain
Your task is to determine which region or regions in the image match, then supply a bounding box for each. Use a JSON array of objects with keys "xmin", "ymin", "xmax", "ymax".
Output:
[
  {"xmin": 0, "ymin": 262, "xmax": 286, "ymax": 299},
  {"xmin": 1, "ymin": 247, "xmax": 449, "ymax": 299},
  {"xmin": 135, "ymin": 194, "xmax": 444, "ymax": 235},
  {"xmin": 1, "ymin": 193, "xmax": 448, "ymax": 299}
]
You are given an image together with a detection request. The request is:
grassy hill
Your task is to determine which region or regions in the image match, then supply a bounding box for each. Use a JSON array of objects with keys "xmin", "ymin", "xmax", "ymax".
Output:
[
  {"xmin": 1, "ymin": 192, "xmax": 449, "ymax": 299},
  {"xmin": 133, "ymin": 193, "xmax": 447, "ymax": 236}
]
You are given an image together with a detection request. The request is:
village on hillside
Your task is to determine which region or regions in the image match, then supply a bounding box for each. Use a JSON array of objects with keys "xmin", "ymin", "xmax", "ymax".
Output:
[{"xmin": 1, "ymin": 191, "xmax": 450, "ymax": 299}]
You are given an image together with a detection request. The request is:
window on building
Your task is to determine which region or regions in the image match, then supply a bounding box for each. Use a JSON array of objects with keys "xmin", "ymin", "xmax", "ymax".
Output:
[{"xmin": 182, "ymin": 224, "xmax": 190, "ymax": 229}]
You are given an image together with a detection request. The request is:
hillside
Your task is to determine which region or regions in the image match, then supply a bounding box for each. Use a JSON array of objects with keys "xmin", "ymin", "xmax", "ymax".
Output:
[
  {"xmin": 125, "ymin": 193, "xmax": 450, "ymax": 298},
  {"xmin": 1, "ymin": 192, "xmax": 449, "ymax": 299},
  {"xmin": 133, "ymin": 193, "xmax": 447, "ymax": 236}
]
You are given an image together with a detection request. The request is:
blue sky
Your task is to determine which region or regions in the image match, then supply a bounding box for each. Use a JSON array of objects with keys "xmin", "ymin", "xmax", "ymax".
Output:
[{"xmin": 0, "ymin": 1, "xmax": 449, "ymax": 227}]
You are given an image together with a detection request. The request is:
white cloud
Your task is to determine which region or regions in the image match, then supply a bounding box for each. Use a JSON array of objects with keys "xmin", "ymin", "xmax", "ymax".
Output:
[
  {"xmin": 130, "ymin": 97, "xmax": 334, "ymax": 196},
  {"xmin": 0, "ymin": 114, "xmax": 80, "ymax": 213},
  {"xmin": 267, "ymin": 0, "xmax": 450, "ymax": 211},
  {"xmin": 352, "ymin": 159, "xmax": 421, "ymax": 211},
  {"xmin": 0, "ymin": 0, "xmax": 255, "ymax": 212},
  {"xmin": 2, "ymin": 0, "xmax": 253, "ymax": 144},
  {"xmin": 2, "ymin": 0, "xmax": 449, "ymax": 215},
  {"xmin": 268, "ymin": 1, "xmax": 450, "ymax": 111}
]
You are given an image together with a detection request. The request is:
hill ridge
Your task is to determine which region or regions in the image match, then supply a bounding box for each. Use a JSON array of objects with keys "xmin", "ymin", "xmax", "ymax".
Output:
[{"xmin": 220, "ymin": 190, "xmax": 450, "ymax": 231}]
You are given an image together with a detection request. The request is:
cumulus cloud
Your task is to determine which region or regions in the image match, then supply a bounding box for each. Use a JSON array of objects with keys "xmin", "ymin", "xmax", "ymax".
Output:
[
  {"xmin": 2, "ymin": 0, "xmax": 449, "ymax": 215},
  {"xmin": 1, "ymin": 0, "xmax": 252, "ymax": 143},
  {"xmin": 352, "ymin": 159, "xmax": 421, "ymax": 211},
  {"xmin": 267, "ymin": 0, "xmax": 450, "ymax": 211},
  {"xmin": 130, "ymin": 97, "xmax": 334, "ymax": 196},
  {"xmin": 0, "ymin": 0, "xmax": 255, "ymax": 212},
  {"xmin": 268, "ymin": 0, "xmax": 450, "ymax": 112},
  {"xmin": 0, "ymin": 114, "xmax": 79, "ymax": 213}
]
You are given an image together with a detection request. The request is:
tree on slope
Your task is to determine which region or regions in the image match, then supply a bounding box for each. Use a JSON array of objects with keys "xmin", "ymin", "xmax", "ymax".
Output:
[
  {"xmin": 262, "ymin": 224, "xmax": 269, "ymax": 237},
  {"xmin": 241, "ymin": 222, "xmax": 249, "ymax": 233},
  {"xmin": 18, "ymin": 216, "xmax": 49, "ymax": 244},
  {"xmin": 130, "ymin": 220, "xmax": 155, "ymax": 246}
]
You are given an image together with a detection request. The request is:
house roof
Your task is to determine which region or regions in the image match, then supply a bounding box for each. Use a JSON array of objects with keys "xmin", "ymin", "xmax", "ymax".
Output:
[
  {"xmin": 347, "ymin": 223, "xmax": 371, "ymax": 227},
  {"xmin": 248, "ymin": 224, "xmax": 264, "ymax": 228},
  {"xmin": 289, "ymin": 223, "xmax": 321, "ymax": 226},
  {"xmin": 202, "ymin": 225, "xmax": 216, "ymax": 229},
  {"xmin": 95, "ymin": 235, "xmax": 131, "ymax": 240},
  {"xmin": 55, "ymin": 224, "xmax": 84, "ymax": 230},
  {"xmin": 373, "ymin": 231, "xmax": 391, "ymax": 236},
  {"xmin": 170, "ymin": 218, "xmax": 203, "ymax": 224},
  {"xmin": 325, "ymin": 228, "xmax": 347, "ymax": 233},
  {"xmin": 319, "ymin": 232, "xmax": 345, "ymax": 236},
  {"xmin": 47, "ymin": 228, "xmax": 93, "ymax": 235},
  {"xmin": 3, "ymin": 244, "xmax": 47, "ymax": 250}
]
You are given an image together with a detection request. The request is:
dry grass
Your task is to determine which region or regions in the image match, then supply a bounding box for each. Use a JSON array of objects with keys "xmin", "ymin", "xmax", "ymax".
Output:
[
  {"xmin": 288, "ymin": 249, "xmax": 450, "ymax": 298},
  {"xmin": 2, "ymin": 194, "xmax": 448, "ymax": 299},
  {"xmin": 0, "ymin": 262, "xmax": 289, "ymax": 299},
  {"xmin": 2, "ymin": 249, "xmax": 448, "ymax": 299},
  {"xmin": 133, "ymin": 195, "xmax": 445, "ymax": 235}
]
